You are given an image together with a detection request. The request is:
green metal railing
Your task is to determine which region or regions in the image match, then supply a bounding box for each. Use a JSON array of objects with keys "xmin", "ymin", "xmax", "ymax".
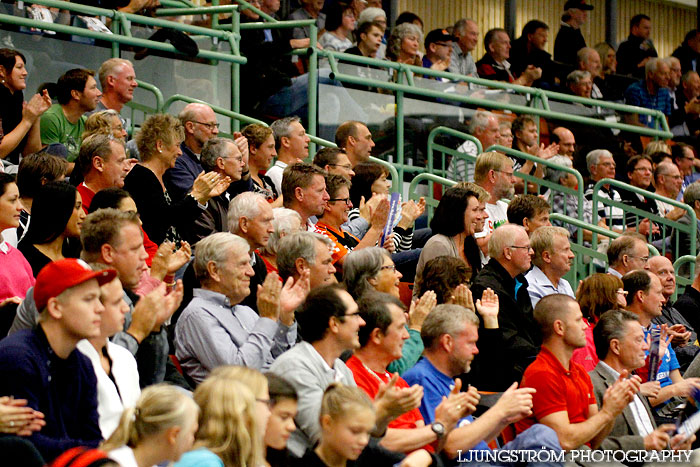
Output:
[
  {"xmin": 674, "ymin": 255, "xmax": 696, "ymax": 298},
  {"xmin": 123, "ymin": 79, "xmax": 164, "ymax": 136},
  {"xmin": 426, "ymin": 126, "xmax": 482, "ymax": 178},
  {"xmin": 591, "ymin": 178, "xmax": 696, "ymax": 260},
  {"xmin": 407, "ymin": 173, "xmax": 457, "ymax": 218}
]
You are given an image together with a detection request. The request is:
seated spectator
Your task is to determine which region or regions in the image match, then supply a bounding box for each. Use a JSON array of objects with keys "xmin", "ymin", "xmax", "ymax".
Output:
[
  {"xmin": 313, "ymin": 147, "xmax": 356, "ymax": 180},
  {"xmin": 676, "ymin": 181, "xmax": 700, "ymax": 258},
  {"xmin": 336, "ymin": 121, "xmax": 375, "ymax": 169},
  {"xmin": 40, "ymin": 68, "xmax": 102, "ymax": 162},
  {"xmin": 346, "ymin": 20, "xmax": 386, "ymax": 58},
  {"xmin": 0, "ymin": 48, "xmax": 52, "ymax": 163},
  {"xmin": 590, "ymin": 309, "xmax": 695, "ymax": 451},
  {"xmin": 476, "ymin": 29, "xmax": 541, "ymax": 86},
  {"xmin": 516, "ymin": 294, "xmax": 637, "ymax": 449},
  {"xmin": 177, "ymin": 367, "xmax": 264, "ymax": 466},
  {"xmin": 648, "ymin": 256, "xmax": 699, "ymax": 370},
  {"xmin": 270, "ymin": 285, "xmax": 422, "ymax": 457},
  {"xmin": 506, "ymin": 194, "xmax": 551, "ymax": 236},
  {"xmin": 395, "ymin": 11, "xmax": 424, "ymax": 29},
  {"xmin": 14, "ymin": 153, "xmax": 68, "ymax": 244},
  {"xmin": 624, "ymin": 58, "xmax": 672, "ymax": 128},
  {"xmin": 347, "ymin": 293, "xmax": 469, "ymax": 454},
  {"xmin": 619, "ymin": 154, "xmax": 661, "ymax": 238},
  {"xmin": 567, "ymin": 70, "xmax": 593, "ymax": 98},
  {"xmin": 282, "ymin": 163, "xmax": 329, "ymax": 231},
  {"xmin": 76, "ymin": 271, "xmax": 139, "ymax": 439},
  {"xmin": 469, "ymin": 224, "xmax": 540, "ymax": 390},
  {"xmin": 94, "ymin": 58, "xmax": 137, "ymax": 124},
  {"xmin": 18, "ymin": 181, "xmax": 84, "ymax": 277},
  {"xmin": 315, "ymin": 174, "xmax": 391, "ymax": 269},
  {"xmin": 584, "ymin": 149, "xmax": 626, "ymax": 233},
  {"xmin": 386, "ymin": 23, "xmax": 422, "ymax": 66},
  {"xmin": 242, "ymin": 123, "xmax": 279, "ymax": 202},
  {"xmin": 82, "ymin": 109, "xmax": 127, "ymax": 142},
  {"xmin": 277, "ymin": 231, "xmax": 337, "ymax": 290},
  {"xmin": 318, "ymin": 2, "xmax": 355, "ymax": 53},
  {"xmin": 267, "ymin": 117, "xmax": 310, "ymax": 195},
  {"xmin": 448, "ymin": 110, "xmax": 501, "ymax": 183},
  {"xmin": 103, "ymin": 384, "xmax": 199, "ymax": 466},
  {"xmin": 674, "ymin": 255, "xmax": 700, "ymax": 333},
  {"xmin": 672, "ymin": 143, "xmax": 700, "ymax": 199},
  {"xmin": 525, "ymin": 226, "xmax": 576, "ymax": 308},
  {"xmin": 0, "ymin": 259, "xmax": 116, "ymax": 461},
  {"xmin": 510, "ymin": 115, "xmax": 559, "ymax": 193},
  {"xmin": 607, "ymin": 232, "xmax": 650, "ymax": 278},
  {"xmin": 192, "ymin": 137, "xmax": 246, "ymax": 242},
  {"xmin": 510, "ymin": 20, "xmax": 556, "ymax": 88},
  {"xmin": 123, "ymin": 114, "xmax": 229, "ymax": 245},
  {"xmin": 227, "ymin": 192, "xmax": 274, "ymax": 310},
  {"xmin": 571, "ymin": 273, "xmax": 626, "ymax": 372},
  {"xmin": 617, "ymin": 14, "xmax": 657, "ymax": 79},
  {"xmin": 622, "ymin": 270, "xmax": 700, "ymax": 408},
  {"xmin": 653, "ymin": 162, "xmax": 684, "ymax": 220},
  {"xmin": 413, "ymin": 255, "xmax": 472, "ymax": 303},
  {"xmin": 422, "ymin": 29, "xmax": 454, "ymax": 74},
  {"xmin": 75, "ymin": 134, "xmax": 130, "ymax": 213},
  {"xmin": 473, "ymin": 152, "xmax": 515, "ymax": 261},
  {"xmin": 448, "ymin": 18, "xmax": 478, "ymax": 77},
  {"xmin": 290, "ymin": 0, "xmax": 326, "ymax": 40},
  {"xmin": 545, "ymin": 155, "xmax": 586, "ymax": 238},
  {"xmin": 175, "ymin": 233, "xmax": 304, "ymax": 384},
  {"xmin": 499, "ymin": 121, "xmax": 513, "ymax": 147},
  {"xmin": 403, "ymin": 303, "xmax": 561, "ymax": 460},
  {"xmin": 259, "ymin": 208, "xmax": 303, "ymax": 274},
  {"xmin": 163, "ymin": 103, "xmax": 221, "ymax": 201},
  {"xmin": 576, "ymin": 48, "xmax": 604, "ymax": 98},
  {"xmin": 0, "ymin": 174, "xmax": 34, "ymax": 317},
  {"xmin": 595, "ymin": 41, "xmax": 618, "ymax": 77},
  {"xmin": 343, "ymin": 247, "xmax": 433, "ymax": 375},
  {"xmin": 416, "ymin": 186, "xmax": 486, "ymax": 281},
  {"xmin": 673, "ymin": 29, "xmax": 700, "ymax": 75},
  {"xmin": 666, "ymin": 57, "xmax": 683, "ymax": 113},
  {"xmin": 592, "ymin": 41, "xmax": 626, "ymax": 101},
  {"xmin": 671, "ymin": 70, "xmax": 700, "ymax": 138},
  {"xmin": 551, "ymin": 127, "xmax": 576, "ymax": 160},
  {"xmin": 265, "ymin": 374, "xmax": 299, "ymax": 467}
]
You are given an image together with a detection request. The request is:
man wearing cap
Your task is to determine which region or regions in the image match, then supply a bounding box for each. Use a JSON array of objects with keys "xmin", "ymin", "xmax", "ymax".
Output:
[
  {"xmin": 422, "ymin": 29, "xmax": 454, "ymax": 77},
  {"xmin": 553, "ymin": 0, "xmax": 593, "ymax": 69},
  {"xmin": 0, "ymin": 259, "xmax": 117, "ymax": 462}
]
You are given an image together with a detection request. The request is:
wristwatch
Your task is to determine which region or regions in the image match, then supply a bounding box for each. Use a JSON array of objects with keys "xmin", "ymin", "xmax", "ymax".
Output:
[{"xmin": 431, "ymin": 421, "xmax": 446, "ymax": 439}]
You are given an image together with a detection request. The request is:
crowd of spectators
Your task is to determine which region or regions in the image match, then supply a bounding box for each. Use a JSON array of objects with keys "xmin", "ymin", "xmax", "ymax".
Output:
[{"xmin": 3, "ymin": 0, "xmax": 700, "ymax": 466}]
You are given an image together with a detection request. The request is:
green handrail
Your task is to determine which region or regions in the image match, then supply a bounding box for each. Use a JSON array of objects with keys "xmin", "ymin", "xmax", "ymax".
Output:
[
  {"xmin": 122, "ymin": 79, "xmax": 164, "ymax": 135},
  {"xmin": 407, "ymin": 173, "xmax": 456, "ymax": 218},
  {"xmin": 155, "ymin": 5, "xmax": 239, "ymax": 16},
  {"xmin": 591, "ymin": 178, "xmax": 696, "ymax": 259},
  {"xmin": 673, "ymin": 255, "xmax": 696, "ymax": 299},
  {"xmin": 159, "ymin": 0, "xmax": 197, "ymax": 8},
  {"xmin": 426, "ymin": 126, "xmax": 483, "ymax": 176}
]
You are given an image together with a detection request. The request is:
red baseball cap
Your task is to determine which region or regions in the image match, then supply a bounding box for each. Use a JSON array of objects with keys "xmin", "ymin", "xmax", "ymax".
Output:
[{"xmin": 34, "ymin": 259, "xmax": 118, "ymax": 311}]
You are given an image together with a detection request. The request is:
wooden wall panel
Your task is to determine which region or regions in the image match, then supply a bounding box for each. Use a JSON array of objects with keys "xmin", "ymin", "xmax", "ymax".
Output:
[{"xmin": 397, "ymin": 0, "xmax": 695, "ymax": 60}]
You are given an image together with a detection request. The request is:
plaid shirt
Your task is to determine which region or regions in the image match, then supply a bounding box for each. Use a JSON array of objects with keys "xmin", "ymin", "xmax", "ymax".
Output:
[{"xmin": 624, "ymin": 80, "xmax": 672, "ymax": 128}]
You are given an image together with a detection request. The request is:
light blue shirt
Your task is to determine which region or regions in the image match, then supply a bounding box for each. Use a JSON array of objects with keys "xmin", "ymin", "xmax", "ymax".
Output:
[{"xmin": 524, "ymin": 265, "xmax": 575, "ymax": 308}]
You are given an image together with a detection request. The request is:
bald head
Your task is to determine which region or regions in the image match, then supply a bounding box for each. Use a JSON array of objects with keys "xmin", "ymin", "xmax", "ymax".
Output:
[
  {"xmin": 647, "ymin": 255, "xmax": 676, "ymax": 298},
  {"xmin": 552, "ymin": 127, "xmax": 575, "ymax": 158},
  {"xmin": 179, "ymin": 103, "xmax": 219, "ymax": 153},
  {"xmin": 489, "ymin": 224, "xmax": 532, "ymax": 277}
]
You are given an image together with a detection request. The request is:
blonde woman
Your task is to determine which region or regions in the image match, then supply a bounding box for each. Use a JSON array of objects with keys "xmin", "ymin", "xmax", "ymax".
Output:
[
  {"xmin": 176, "ymin": 365, "xmax": 266, "ymax": 467},
  {"xmin": 83, "ymin": 109, "xmax": 128, "ymax": 141},
  {"xmin": 102, "ymin": 384, "xmax": 199, "ymax": 467}
]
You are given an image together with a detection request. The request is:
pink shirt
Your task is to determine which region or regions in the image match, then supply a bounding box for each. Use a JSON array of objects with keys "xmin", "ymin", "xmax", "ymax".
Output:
[{"xmin": 0, "ymin": 240, "xmax": 35, "ymax": 301}]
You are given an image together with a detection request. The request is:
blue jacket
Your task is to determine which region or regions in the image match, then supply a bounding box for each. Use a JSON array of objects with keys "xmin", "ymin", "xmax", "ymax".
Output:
[{"xmin": 164, "ymin": 142, "xmax": 203, "ymax": 201}]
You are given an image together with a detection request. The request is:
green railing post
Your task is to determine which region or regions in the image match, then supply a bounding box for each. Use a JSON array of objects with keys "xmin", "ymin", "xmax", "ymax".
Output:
[
  {"xmin": 307, "ymin": 23, "xmax": 318, "ymax": 159},
  {"xmin": 231, "ymin": 7, "xmax": 241, "ymax": 133},
  {"xmin": 395, "ymin": 69, "xmax": 405, "ymax": 182}
]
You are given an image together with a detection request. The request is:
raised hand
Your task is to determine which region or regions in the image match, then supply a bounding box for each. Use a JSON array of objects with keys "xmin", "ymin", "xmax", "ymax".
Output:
[
  {"xmin": 475, "ymin": 287, "xmax": 499, "ymax": 329},
  {"xmin": 256, "ymin": 273, "xmax": 282, "ymax": 321},
  {"xmin": 191, "ymin": 171, "xmax": 230, "ymax": 203},
  {"xmin": 408, "ymin": 290, "xmax": 436, "ymax": 332},
  {"xmin": 279, "ymin": 269, "xmax": 310, "ymax": 325},
  {"xmin": 451, "ymin": 283, "xmax": 474, "ymax": 311},
  {"xmin": 494, "ymin": 382, "xmax": 536, "ymax": 424}
]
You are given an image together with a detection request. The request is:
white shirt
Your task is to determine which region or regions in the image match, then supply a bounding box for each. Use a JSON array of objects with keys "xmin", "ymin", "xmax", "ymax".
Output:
[
  {"xmin": 109, "ymin": 446, "xmax": 140, "ymax": 467},
  {"xmin": 265, "ymin": 160, "xmax": 288, "ymax": 196},
  {"xmin": 474, "ymin": 200, "xmax": 508, "ymax": 266},
  {"xmin": 598, "ymin": 361, "xmax": 655, "ymax": 436},
  {"xmin": 77, "ymin": 340, "xmax": 141, "ymax": 439}
]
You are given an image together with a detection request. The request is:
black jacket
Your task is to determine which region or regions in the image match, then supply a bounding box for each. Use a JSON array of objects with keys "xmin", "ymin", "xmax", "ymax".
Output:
[
  {"xmin": 617, "ymin": 35, "xmax": 658, "ymax": 79},
  {"xmin": 672, "ymin": 43, "xmax": 700, "ymax": 74},
  {"xmin": 469, "ymin": 259, "xmax": 541, "ymax": 391}
]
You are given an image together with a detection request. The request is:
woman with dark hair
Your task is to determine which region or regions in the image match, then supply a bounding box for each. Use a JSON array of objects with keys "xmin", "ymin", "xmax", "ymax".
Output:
[
  {"xmin": 348, "ymin": 162, "xmax": 424, "ymax": 252},
  {"xmin": 571, "ymin": 273, "xmax": 626, "ymax": 372},
  {"xmin": 0, "ymin": 173, "xmax": 34, "ymax": 307},
  {"xmin": 18, "ymin": 181, "xmax": 85, "ymax": 276},
  {"xmin": 123, "ymin": 114, "xmax": 229, "ymax": 245},
  {"xmin": 0, "ymin": 49, "xmax": 52, "ymax": 163},
  {"xmin": 318, "ymin": 2, "xmax": 356, "ymax": 53},
  {"xmin": 413, "ymin": 255, "xmax": 472, "ymax": 305},
  {"xmin": 415, "ymin": 185, "xmax": 486, "ymax": 280}
]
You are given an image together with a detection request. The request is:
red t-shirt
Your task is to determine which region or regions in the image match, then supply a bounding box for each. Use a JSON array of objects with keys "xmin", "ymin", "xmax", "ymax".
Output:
[
  {"xmin": 515, "ymin": 346, "xmax": 596, "ymax": 441},
  {"xmin": 77, "ymin": 183, "xmax": 95, "ymax": 214},
  {"xmin": 345, "ymin": 355, "xmax": 434, "ymax": 453}
]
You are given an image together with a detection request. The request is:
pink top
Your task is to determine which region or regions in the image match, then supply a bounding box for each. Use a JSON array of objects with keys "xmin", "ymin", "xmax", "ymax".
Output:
[{"xmin": 0, "ymin": 240, "xmax": 35, "ymax": 301}]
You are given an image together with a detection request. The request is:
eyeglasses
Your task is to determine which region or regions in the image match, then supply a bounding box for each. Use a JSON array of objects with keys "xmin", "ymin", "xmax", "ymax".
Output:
[
  {"xmin": 328, "ymin": 163, "xmax": 353, "ymax": 171},
  {"xmin": 224, "ymin": 156, "xmax": 244, "ymax": 163},
  {"xmin": 256, "ymin": 398, "xmax": 273, "ymax": 408},
  {"xmin": 191, "ymin": 121, "xmax": 220, "ymax": 130},
  {"xmin": 616, "ymin": 289, "xmax": 628, "ymax": 296},
  {"xmin": 329, "ymin": 198, "xmax": 351, "ymax": 205},
  {"xmin": 380, "ymin": 264, "xmax": 397, "ymax": 272},
  {"xmin": 509, "ymin": 245, "xmax": 532, "ymax": 250},
  {"xmin": 628, "ymin": 255, "xmax": 649, "ymax": 263},
  {"xmin": 598, "ymin": 162, "xmax": 616, "ymax": 168},
  {"xmin": 632, "ymin": 167, "xmax": 652, "ymax": 173},
  {"xmin": 343, "ymin": 310, "xmax": 362, "ymax": 318}
]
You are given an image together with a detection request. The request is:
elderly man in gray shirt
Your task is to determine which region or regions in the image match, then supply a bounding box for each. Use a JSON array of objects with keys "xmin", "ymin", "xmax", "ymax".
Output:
[
  {"xmin": 175, "ymin": 232, "xmax": 309, "ymax": 385},
  {"xmin": 449, "ymin": 18, "xmax": 479, "ymax": 77}
]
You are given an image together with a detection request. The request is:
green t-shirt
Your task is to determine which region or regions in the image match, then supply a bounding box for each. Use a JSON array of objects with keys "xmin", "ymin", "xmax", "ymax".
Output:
[{"xmin": 40, "ymin": 104, "xmax": 86, "ymax": 161}]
